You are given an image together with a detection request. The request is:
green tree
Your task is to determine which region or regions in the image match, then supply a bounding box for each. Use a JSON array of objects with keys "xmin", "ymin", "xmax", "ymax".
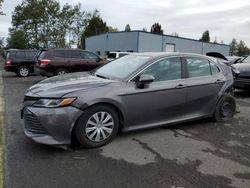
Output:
[
  {"xmin": 237, "ymin": 40, "xmax": 250, "ymax": 56},
  {"xmin": 7, "ymin": 30, "xmax": 28, "ymax": 49},
  {"xmin": 11, "ymin": 0, "xmax": 89, "ymax": 48},
  {"xmin": 0, "ymin": 37, "xmax": 4, "ymax": 48},
  {"xmin": 150, "ymin": 23, "xmax": 163, "ymax": 34},
  {"xmin": 200, "ymin": 30, "xmax": 210, "ymax": 42},
  {"xmin": 81, "ymin": 10, "xmax": 108, "ymax": 48},
  {"xmin": 107, "ymin": 26, "xmax": 118, "ymax": 32},
  {"xmin": 0, "ymin": 0, "xmax": 4, "ymax": 15},
  {"xmin": 229, "ymin": 38, "xmax": 237, "ymax": 55},
  {"xmin": 124, "ymin": 24, "xmax": 131, "ymax": 32},
  {"xmin": 142, "ymin": 27, "xmax": 147, "ymax": 32}
]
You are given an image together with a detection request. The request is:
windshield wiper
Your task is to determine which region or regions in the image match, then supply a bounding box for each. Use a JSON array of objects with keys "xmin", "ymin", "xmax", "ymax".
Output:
[{"xmin": 95, "ymin": 74, "xmax": 110, "ymax": 80}]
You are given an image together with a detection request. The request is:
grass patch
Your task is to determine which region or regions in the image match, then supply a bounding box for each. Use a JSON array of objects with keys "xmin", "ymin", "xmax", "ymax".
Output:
[{"xmin": 0, "ymin": 91, "xmax": 4, "ymax": 188}]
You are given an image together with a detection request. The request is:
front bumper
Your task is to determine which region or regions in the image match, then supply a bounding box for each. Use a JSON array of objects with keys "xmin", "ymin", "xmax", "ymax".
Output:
[
  {"xmin": 23, "ymin": 106, "xmax": 83, "ymax": 145},
  {"xmin": 234, "ymin": 78, "xmax": 250, "ymax": 89}
]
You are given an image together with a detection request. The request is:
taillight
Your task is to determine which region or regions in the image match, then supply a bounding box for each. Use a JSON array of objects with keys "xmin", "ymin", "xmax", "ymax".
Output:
[
  {"xmin": 39, "ymin": 59, "xmax": 51, "ymax": 66},
  {"xmin": 6, "ymin": 59, "xmax": 12, "ymax": 65}
]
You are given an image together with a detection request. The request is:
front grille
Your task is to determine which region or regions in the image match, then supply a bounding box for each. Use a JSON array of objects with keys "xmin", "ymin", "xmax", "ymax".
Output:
[
  {"xmin": 24, "ymin": 95, "xmax": 40, "ymax": 101},
  {"xmin": 24, "ymin": 113, "xmax": 47, "ymax": 134}
]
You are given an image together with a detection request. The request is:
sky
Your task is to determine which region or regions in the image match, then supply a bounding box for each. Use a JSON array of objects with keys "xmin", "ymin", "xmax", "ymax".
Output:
[{"xmin": 0, "ymin": 0, "xmax": 250, "ymax": 46}]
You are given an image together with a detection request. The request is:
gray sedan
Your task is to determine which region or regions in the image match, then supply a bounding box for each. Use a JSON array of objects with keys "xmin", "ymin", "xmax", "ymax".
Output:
[{"xmin": 22, "ymin": 53, "xmax": 236, "ymax": 148}]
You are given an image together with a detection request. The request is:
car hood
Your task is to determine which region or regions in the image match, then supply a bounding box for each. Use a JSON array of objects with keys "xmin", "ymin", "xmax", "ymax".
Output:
[
  {"xmin": 233, "ymin": 63, "xmax": 250, "ymax": 77},
  {"xmin": 25, "ymin": 72, "xmax": 113, "ymax": 98}
]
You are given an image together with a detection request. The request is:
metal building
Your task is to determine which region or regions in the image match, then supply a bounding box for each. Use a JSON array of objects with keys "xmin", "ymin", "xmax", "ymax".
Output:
[{"xmin": 86, "ymin": 31, "xmax": 230, "ymax": 56}]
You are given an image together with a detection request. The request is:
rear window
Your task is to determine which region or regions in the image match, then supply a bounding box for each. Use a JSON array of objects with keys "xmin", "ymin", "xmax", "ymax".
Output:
[
  {"xmin": 38, "ymin": 51, "xmax": 48, "ymax": 60},
  {"xmin": 15, "ymin": 51, "xmax": 26, "ymax": 59}
]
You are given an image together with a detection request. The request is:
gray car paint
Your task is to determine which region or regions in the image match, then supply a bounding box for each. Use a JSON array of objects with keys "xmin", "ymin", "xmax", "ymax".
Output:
[{"xmin": 23, "ymin": 53, "xmax": 235, "ymax": 145}]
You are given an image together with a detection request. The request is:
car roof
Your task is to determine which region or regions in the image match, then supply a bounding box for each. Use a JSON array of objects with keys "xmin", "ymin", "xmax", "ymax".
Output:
[{"xmin": 130, "ymin": 52, "xmax": 216, "ymax": 60}]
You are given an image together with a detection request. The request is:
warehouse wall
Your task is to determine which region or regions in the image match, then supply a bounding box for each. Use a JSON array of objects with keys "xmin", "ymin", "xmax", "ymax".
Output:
[
  {"xmin": 85, "ymin": 31, "xmax": 230, "ymax": 56},
  {"xmin": 138, "ymin": 32, "xmax": 163, "ymax": 52},
  {"xmin": 86, "ymin": 32, "xmax": 138, "ymax": 55},
  {"xmin": 163, "ymin": 35, "xmax": 229, "ymax": 56}
]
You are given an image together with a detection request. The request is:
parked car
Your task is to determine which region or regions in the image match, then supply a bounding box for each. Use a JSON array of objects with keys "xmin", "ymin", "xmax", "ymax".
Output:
[
  {"xmin": 233, "ymin": 55, "xmax": 250, "ymax": 89},
  {"xmin": 4, "ymin": 49, "xmax": 40, "ymax": 77},
  {"xmin": 36, "ymin": 48, "xmax": 108, "ymax": 77},
  {"xmin": 22, "ymin": 53, "xmax": 236, "ymax": 148},
  {"xmin": 106, "ymin": 51, "xmax": 131, "ymax": 61}
]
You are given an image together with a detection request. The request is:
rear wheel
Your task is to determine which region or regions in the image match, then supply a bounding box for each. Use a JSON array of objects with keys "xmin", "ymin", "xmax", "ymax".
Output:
[
  {"xmin": 17, "ymin": 66, "xmax": 30, "ymax": 77},
  {"xmin": 214, "ymin": 94, "xmax": 236, "ymax": 122},
  {"xmin": 55, "ymin": 68, "xmax": 69, "ymax": 76},
  {"xmin": 75, "ymin": 105, "xmax": 119, "ymax": 148}
]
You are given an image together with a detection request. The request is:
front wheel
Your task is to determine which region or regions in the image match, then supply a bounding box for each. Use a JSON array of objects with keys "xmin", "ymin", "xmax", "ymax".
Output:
[
  {"xmin": 75, "ymin": 105, "xmax": 119, "ymax": 148},
  {"xmin": 214, "ymin": 94, "xmax": 236, "ymax": 122},
  {"xmin": 55, "ymin": 68, "xmax": 69, "ymax": 76}
]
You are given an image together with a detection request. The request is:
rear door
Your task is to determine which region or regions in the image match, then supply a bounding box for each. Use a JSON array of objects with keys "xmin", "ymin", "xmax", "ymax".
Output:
[
  {"xmin": 122, "ymin": 56, "xmax": 188, "ymax": 129},
  {"xmin": 184, "ymin": 56, "xmax": 225, "ymax": 117}
]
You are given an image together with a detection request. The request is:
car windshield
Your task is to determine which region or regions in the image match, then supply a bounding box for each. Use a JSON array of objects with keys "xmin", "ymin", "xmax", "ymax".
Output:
[
  {"xmin": 94, "ymin": 55, "xmax": 151, "ymax": 80},
  {"xmin": 242, "ymin": 56, "xmax": 250, "ymax": 63}
]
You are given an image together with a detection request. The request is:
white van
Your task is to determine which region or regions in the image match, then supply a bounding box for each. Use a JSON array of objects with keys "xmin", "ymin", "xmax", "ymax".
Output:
[{"xmin": 107, "ymin": 52, "xmax": 131, "ymax": 61}]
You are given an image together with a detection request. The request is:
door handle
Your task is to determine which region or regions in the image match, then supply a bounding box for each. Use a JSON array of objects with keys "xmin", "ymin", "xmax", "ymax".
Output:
[
  {"xmin": 175, "ymin": 84, "xmax": 187, "ymax": 89},
  {"xmin": 215, "ymin": 79, "xmax": 224, "ymax": 84}
]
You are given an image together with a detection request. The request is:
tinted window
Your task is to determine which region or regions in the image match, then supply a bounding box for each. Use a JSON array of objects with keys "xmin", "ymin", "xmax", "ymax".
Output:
[
  {"xmin": 84, "ymin": 52, "xmax": 98, "ymax": 59},
  {"xmin": 71, "ymin": 51, "xmax": 82, "ymax": 59},
  {"xmin": 26, "ymin": 51, "xmax": 38, "ymax": 59},
  {"xmin": 54, "ymin": 50, "xmax": 66, "ymax": 58},
  {"xmin": 15, "ymin": 51, "xmax": 26, "ymax": 59},
  {"xmin": 142, "ymin": 57, "xmax": 182, "ymax": 82},
  {"xmin": 186, "ymin": 57, "xmax": 211, "ymax": 78}
]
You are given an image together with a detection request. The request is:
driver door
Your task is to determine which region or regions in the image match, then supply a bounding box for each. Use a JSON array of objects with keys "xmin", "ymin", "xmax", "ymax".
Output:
[{"xmin": 121, "ymin": 57, "xmax": 188, "ymax": 130}]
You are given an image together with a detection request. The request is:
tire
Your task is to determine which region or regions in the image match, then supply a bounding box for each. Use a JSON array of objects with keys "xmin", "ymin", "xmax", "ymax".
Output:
[
  {"xmin": 214, "ymin": 94, "xmax": 236, "ymax": 122},
  {"xmin": 55, "ymin": 68, "xmax": 69, "ymax": 76},
  {"xmin": 17, "ymin": 66, "xmax": 30, "ymax": 77},
  {"xmin": 75, "ymin": 105, "xmax": 119, "ymax": 148}
]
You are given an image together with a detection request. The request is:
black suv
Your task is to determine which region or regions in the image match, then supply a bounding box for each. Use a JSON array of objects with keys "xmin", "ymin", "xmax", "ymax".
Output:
[
  {"xmin": 36, "ymin": 48, "xmax": 108, "ymax": 77},
  {"xmin": 4, "ymin": 50, "xmax": 40, "ymax": 77}
]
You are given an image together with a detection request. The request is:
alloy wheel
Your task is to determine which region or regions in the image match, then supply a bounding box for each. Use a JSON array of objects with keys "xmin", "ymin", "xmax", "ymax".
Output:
[
  {"xmin": 19, "ymin": 67, "xmax": 29, "ymax": 77},
  {"xmin": 85, "ymin": 111, "xmax": 114, "ymax": 142}
]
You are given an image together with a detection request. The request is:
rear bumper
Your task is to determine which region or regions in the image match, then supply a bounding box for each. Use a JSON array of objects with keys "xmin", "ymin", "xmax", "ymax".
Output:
[
  {"xmin": 4, "ymin": 65, "xmax": 17, "ymax": 72},
  {"xmin": 23, "ymin": 106, "xmax": 83, "ymax": 145}
]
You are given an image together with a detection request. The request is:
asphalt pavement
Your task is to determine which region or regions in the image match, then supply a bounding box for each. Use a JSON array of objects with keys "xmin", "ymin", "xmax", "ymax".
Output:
[{"xmin": 2, "ymin": 69, "xmax": 250, "ymax": 188}]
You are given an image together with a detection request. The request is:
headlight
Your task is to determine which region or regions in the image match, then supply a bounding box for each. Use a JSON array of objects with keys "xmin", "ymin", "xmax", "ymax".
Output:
[{"xmin": 33, "ymin": 97, "xmax": 76, "ymax": 107}]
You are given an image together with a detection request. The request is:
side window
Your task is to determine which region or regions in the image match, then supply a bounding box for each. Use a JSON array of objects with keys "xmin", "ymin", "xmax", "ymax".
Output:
[
  {"xmin": 84, "ymin": 52, "xmax": 98, "ymax": 59},
  {"xmin": 186, "ymin": 57, "xmax": 211, "ymax": 78},
  {"xmin": 71, "ymin": 51, "xmax": 81, "ymax": 59},
  {"xmin": 26, "ymin": 51, "xmax": 38, "ymax": 59},
  {"xmin": 210, "ymin": 62, "xmax": 220, "ymax": 75},
  {"xmin": 54, "ymin": 50, "xmax": 65, "ymax": 58},
  {"xmin": 15, "ymin": 52, "xmax": 25, "ymax": 59},
  {"xmin": 141, "ymin": 57, "xmax": 182, "ymax": 82}
]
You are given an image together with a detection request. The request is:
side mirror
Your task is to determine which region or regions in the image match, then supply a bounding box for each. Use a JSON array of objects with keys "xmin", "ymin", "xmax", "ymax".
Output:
[
  {"xmin": 136, "ymin": 74, "xmax": 155, "ymax": 88},
  {"xmin": 96, "ymin": 57, "xmax": 103, "ymax": 62}
]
